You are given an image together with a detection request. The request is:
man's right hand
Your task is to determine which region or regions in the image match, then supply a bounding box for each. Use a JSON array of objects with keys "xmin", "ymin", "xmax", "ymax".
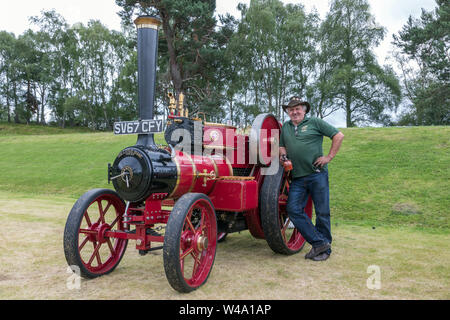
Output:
[{"xmin": 279, "ymin": 147, "xmax": 287, "ymax": 163}]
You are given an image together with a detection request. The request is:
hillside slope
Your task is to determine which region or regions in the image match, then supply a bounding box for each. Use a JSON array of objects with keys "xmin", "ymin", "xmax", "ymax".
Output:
[
  {"xmin": 327, "ymin": 126, "xmax": 449, "ymax": 230},
  {"xmin": 1, "ymin": 123, "xmax": 448, "ymax": 230}
]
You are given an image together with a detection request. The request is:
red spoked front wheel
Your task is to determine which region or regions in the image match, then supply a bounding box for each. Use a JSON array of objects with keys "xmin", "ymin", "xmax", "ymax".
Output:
[
  {"xmin": 64, "ymin": 189, "xmax": 128, "ymax": 278},
  {"xmin": 163, "ymin": 193, "xmax": 217, "ymax": 293}
]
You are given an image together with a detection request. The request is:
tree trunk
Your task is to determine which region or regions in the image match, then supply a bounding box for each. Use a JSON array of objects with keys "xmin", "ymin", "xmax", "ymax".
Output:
[
  {"xmin": 32, "ymin": 83, "xmax": 39, "ymax": 124},
  {"xmin": 346, "ymin": 99, "xmax": 352, "ymax": 127},
  {"xmin": 40, "ymin": 88, "xmax": 46, "ymax": 125},
  {"xmin": 160, "ymin": 10, "xmax": 183, "ymax": 95},
  {"xmin": 318, "ymin": 96, "xmax": 324, "ymax": 119},
  {"xmin": 6, "ymin": 76, "xmax": 11, "ymax": 123},
  {"xmin": 101, "ymin": 85, "xmax": 110, "ymax": 129},
  {"xmin": 25, "ymin": 80, "xmax": 31, "ymax": 125},
  {"xmin": 38, "ymin": 83, "xmax": 46, "ymax": 125},
  {"xmin": 13, "ymin": 82, "xmax": 20, "ymax": 124},
  {"xmin": 229, "ymin": 97, "xmax": 234, "ymax": 125}
]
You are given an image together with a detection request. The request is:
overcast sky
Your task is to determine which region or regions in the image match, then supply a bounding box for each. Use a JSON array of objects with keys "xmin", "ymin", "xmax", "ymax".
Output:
[
  {"xmin": 0, "ymin": 0, "xmax": 438, "ymax": 63},
  {"xmin": 0, "ymin": 0, "xmax": 439, "ymax": 127}
]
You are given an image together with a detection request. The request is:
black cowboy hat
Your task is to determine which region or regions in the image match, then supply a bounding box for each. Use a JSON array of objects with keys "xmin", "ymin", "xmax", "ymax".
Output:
[{"xmin": 282, "ymin": 96, "xmax": 311, "ymax": 113}]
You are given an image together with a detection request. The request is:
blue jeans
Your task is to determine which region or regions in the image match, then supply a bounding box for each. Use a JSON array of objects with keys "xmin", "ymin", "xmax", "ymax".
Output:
[{"xmin": 286, "ymin": 170, "xmax": 332, "ymax": 254}]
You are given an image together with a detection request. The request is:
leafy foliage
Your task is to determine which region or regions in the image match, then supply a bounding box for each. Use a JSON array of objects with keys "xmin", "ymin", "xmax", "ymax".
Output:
[
  {"xmin": 318, "ymin": 0, "xmax": 401, "ymax": 127},
  {"xmin": 0, "ymin": 1, "xmax": 444, "ymax": 128},
  {"xmin": 393, "ymin": 0, "xmax": 449, "ymax": 125},
  {"xmin": 0, "ymin": 10, "xmax": 136, "ymax": 129},
  {"xmin": 116, "ymin": 0, "xmax": 227, "ymax": 120}
]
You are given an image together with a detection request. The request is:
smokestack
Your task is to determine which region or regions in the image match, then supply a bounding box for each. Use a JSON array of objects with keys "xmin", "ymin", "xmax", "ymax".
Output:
[{"xmin": 134, "ymin": 15, "xmax": 162, "ymax": 147}]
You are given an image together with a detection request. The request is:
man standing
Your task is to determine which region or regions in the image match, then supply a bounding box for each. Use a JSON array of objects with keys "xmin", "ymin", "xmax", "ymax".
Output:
[{"xmin": 279, "ymin": 96, "xmax": 344, "ymax": 261}]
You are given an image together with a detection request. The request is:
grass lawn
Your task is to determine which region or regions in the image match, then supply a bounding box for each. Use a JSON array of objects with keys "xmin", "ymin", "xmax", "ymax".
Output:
[
  {"xmin": 0, "ymin": 191, "xmax": 448, "ymax": 299},
  {"xmin": 0, "ymin": 122, "xmax": 448, "ymax": 299},
  {"xmin": 326, "ymin": 126, "xmax": 449, "ymax": 231}
]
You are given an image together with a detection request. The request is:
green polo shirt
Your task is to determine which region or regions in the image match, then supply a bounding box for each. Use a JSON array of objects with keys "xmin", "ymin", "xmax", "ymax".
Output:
[{"xmin": 280, "ymin": 116, "xmax": 339, "ymax": 178}]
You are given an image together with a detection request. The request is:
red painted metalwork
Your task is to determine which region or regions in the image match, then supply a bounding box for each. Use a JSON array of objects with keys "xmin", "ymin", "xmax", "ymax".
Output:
[
  {"xmin": 77, "ymin": 194, "xmax": 127, "ymax": 275},
  {"xmin": 244, "ymin": 166, "xmax": 266, "ymax": 239},
  {"xmin": 82, "ymin": 114, "xmax": 313, "ymax": 252},
  {"xmin": 278, "ymin": 174, "xmax": 313, "ymax": 250},
  {"xmin": 167, "ymin": 150, "xmax": 233, "ymax": 199},
  {"xmin": 65, "ymin": 15, "xmax": 316, "ymax": 293},
  {"xmin": 67, "ymin": 112, "xmax": 315, "ymax": 292},
  {"xmin": 178, "ymin": 197, "xmax": 217, "ymax": 288},
  {"xmin": 209, "ymin": 179, "xmax": 258, "ymax": 212}
]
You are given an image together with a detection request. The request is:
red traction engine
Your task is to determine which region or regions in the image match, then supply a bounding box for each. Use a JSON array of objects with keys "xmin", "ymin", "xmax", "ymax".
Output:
[{"xmin": 63, "ymin": 16, "xmax": 312, "ymax": 293}]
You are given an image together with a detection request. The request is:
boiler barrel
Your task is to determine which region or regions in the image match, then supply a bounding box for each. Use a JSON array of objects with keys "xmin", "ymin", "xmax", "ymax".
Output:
[
  {"xmin": 168, "ymin": 151, "xmax": 233, "ymax": 199},
  {"xmin": 111, "ymin": 146, "xmax": 177, "ymax": 203}
]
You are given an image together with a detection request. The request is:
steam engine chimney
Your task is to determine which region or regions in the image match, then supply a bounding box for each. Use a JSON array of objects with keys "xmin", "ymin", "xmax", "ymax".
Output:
[{"xmin": 134, "ymin": 15, "xmax": 162, "ymax": 147}]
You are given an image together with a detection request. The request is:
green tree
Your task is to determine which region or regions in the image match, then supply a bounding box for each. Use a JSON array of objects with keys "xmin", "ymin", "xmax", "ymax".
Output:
[
  {"xmin": 75, "ymin": 21, "xmax": 120, "ymax": 129},
  {"xmin": 29, "ymin": 10, "xmax": 138, "ymax": 129},
  {"xmin": 116, "ymin": 0, "xmax": 226, "ymax": 119},
  {"xmin": 228, "ymin": 0, "xmax": 317, "ymax": 124},
  {"xmin": 30, "ymin": 10, "xmax": 78, "ymax": 127},
  {"xmin": 0, "ymin": 31, "xmax": 17, "ymax": 122},
  {"xmin": 393, "ymin": 0, "xmax": 449, "ymax": 125},
  {"xmin": 306, "ymin": 13, "xmax": 341, "ymax": 120},
  {"xmin": 321, "ymin": 0, "xmax": 401, "ymax": 127},
  {"xmin": 0, "ymin": 31, "xmax": 36, "ymax": 124},
  {"xmin": 217, "ymin": 13, "xmax": 240, "ymax": 125},
  {"xmin": 16, "ymin": 30, "xmax": 43, "ymax": 124},
  {"xmin": 108, "ymin": 28, "xmax": 139, "ymax": 123}
]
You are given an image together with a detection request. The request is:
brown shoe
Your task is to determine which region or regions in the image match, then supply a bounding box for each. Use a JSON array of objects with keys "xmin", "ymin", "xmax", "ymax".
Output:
[
  {"xmin": 305, "ymin": 243, "xmax": 331, "ymax": 259},
  {"xmin": 312, "ymin": 252, "xmax": 330, "ymax": 261}
]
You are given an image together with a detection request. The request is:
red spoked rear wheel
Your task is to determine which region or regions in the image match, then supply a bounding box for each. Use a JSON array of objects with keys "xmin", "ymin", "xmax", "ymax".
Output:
[
  {"xmin": 260, "ymin": 165, "xmax": 312, "ymax": 255},
  {"xmin": 64, "ymin": 189, "xmax": 128, "ymax": 278},
  {"xmin": 163, "ymin": 193, "xmax": 217, "ymax": 293},
  {"xmin": 277, "ymin": 173, "xmax": 313, "ymax": 251}
]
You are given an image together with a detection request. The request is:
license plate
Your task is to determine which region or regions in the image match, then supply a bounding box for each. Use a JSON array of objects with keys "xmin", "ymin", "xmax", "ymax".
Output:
[{"xmin": 113, "ymin": 119, "xmax": 163, "ymax": 135}]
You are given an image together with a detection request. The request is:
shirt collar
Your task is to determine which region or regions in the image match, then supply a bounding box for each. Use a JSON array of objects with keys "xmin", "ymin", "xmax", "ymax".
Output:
[{"xmin": 289, "ymin": 116, "xmax": 309, "ymax": 127}]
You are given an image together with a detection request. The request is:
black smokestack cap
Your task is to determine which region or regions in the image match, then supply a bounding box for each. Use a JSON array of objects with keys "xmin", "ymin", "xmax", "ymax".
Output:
[{"xmin": 134, "ymin": 15, "xmax": 162, "ymax": 147}]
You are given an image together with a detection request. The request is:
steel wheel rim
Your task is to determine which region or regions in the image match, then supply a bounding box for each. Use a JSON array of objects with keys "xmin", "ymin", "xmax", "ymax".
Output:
[
  {"xmin": 179, "ymin": 199, "xmax": 217, "ymax": 288},
  {"xmin": 77, "ymin": 194, "xmax": 127, "ymax": 274},
  {"xmin": 249, "ymin": 113, "xmax": 281, "ymax": 166}
]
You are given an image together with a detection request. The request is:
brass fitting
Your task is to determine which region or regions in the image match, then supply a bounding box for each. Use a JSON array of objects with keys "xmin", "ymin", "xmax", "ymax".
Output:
[
  {"xmin": 134, "ymin": 16, "xmax": 162, "ymax": 29},
  {"xmin": 177, "ymin": 93, "xmax": 185, "ymax": 117},
  {"xmin": 168, "ymin": 92, "xmax": 176, "ymax": 115}
]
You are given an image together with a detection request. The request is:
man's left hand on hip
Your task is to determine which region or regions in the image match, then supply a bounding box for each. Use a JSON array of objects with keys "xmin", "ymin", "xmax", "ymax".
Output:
[{"xmin": 314, "ymin": 156, "xmax": 332, "ymax": 168}]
